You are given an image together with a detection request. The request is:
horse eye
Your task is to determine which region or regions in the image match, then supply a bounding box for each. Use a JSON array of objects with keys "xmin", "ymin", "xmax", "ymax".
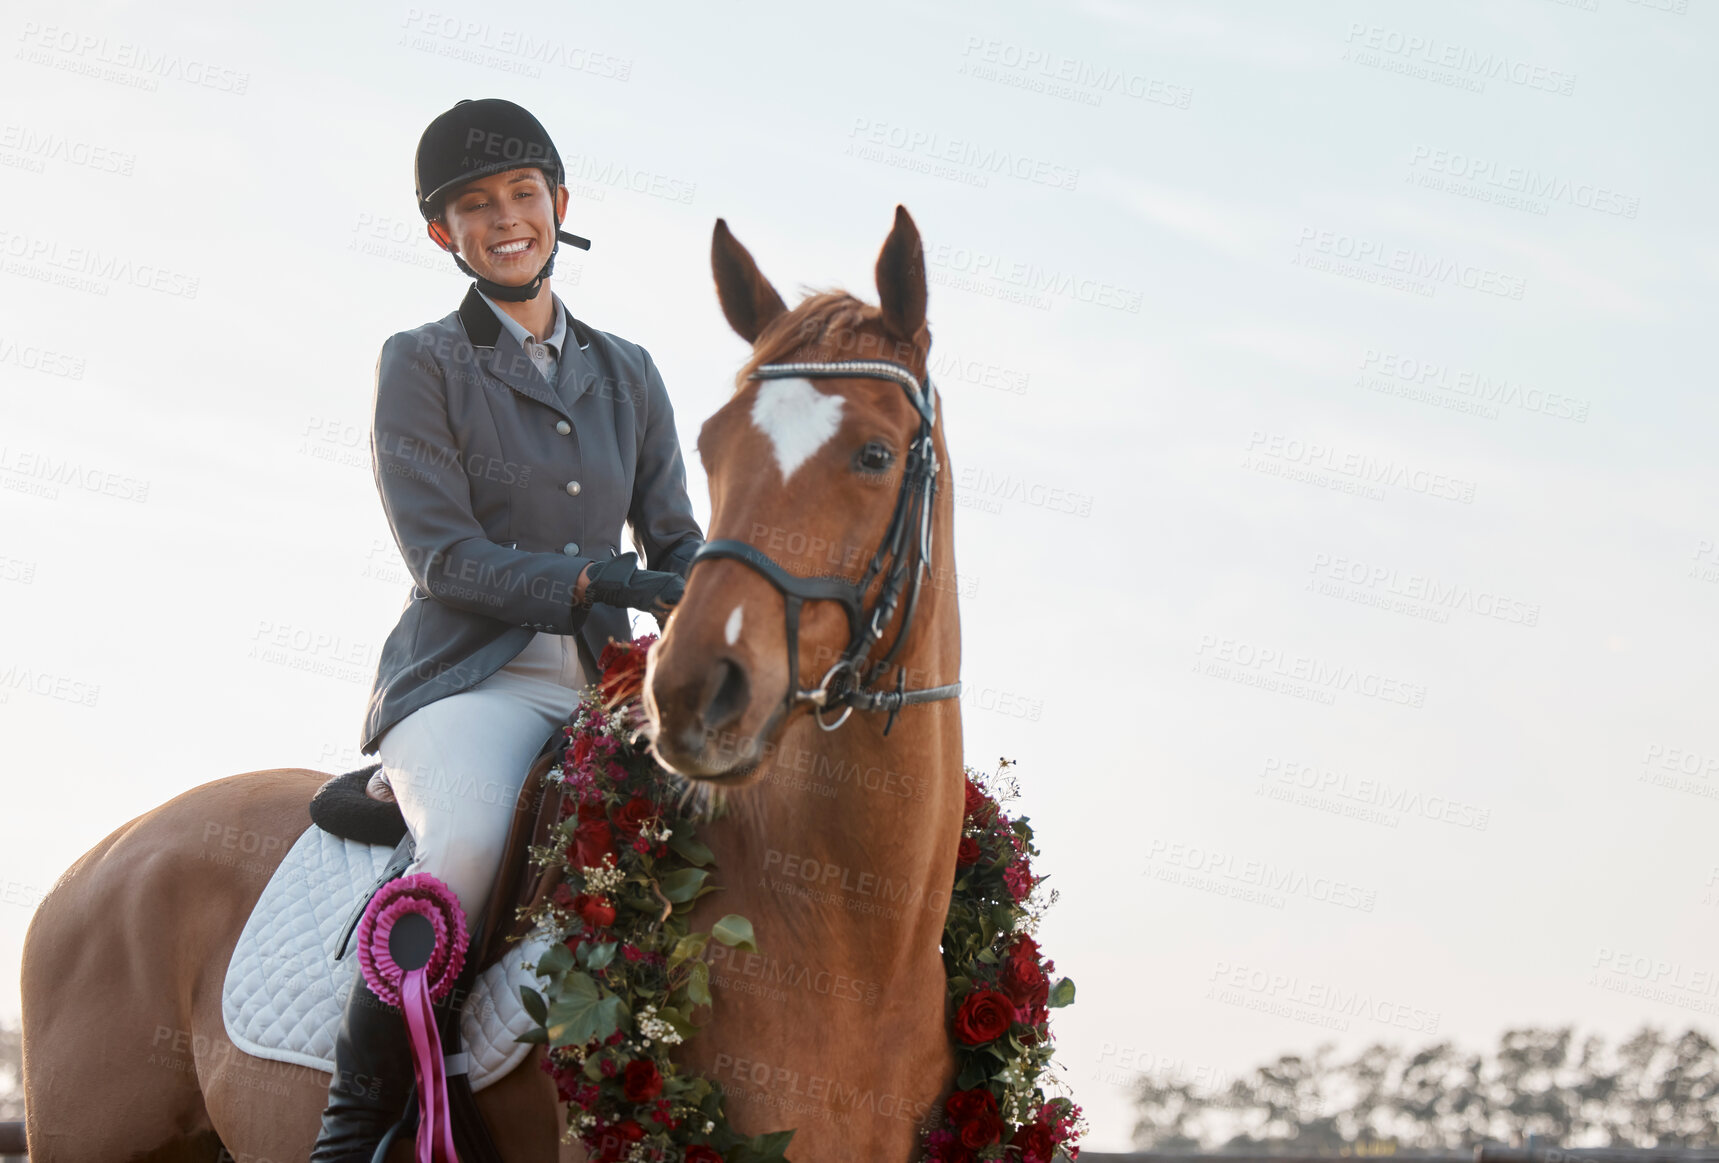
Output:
[{"xmin": 855, "ymin": 441, "xmax": 894, "ymax": 472}]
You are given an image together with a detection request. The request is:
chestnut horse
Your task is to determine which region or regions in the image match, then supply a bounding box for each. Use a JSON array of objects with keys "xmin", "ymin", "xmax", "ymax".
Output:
[
  {"xmin": 646, "ymin": 205, "xmax": 964, "ymax": 1161},
  {"xmin": 19, "ymin": 205, "xmax": 961, "ymax": 1162}
]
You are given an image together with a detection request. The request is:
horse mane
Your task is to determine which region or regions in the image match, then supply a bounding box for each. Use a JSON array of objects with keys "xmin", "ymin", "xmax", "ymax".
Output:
[{"xmin": 734, "ymin": 289, "xmax": 887, "ymax": 391}]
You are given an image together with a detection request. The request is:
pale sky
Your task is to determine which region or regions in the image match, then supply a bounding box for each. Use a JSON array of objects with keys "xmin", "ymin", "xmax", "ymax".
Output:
[{"xmin": 1, "ymin": 0, "xmax": 1714, "ymax": 1151}]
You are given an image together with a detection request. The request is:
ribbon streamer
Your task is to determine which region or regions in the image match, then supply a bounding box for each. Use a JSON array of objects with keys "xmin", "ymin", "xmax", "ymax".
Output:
[{"xmin": 356, "ymin": 873, "xmax": 469, "ymax": 1163}]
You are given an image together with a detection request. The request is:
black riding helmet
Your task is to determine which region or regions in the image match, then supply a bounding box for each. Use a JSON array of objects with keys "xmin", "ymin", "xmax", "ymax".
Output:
[{"xmin": 414, "ymin": 97, "xmax": 591, "ymax": 302}]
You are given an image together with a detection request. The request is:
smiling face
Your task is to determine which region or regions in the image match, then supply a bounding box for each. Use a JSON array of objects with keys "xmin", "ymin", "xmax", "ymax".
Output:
[{"xmin": 428, "ymin": 166, "xmax": 568, "ymax": 285}]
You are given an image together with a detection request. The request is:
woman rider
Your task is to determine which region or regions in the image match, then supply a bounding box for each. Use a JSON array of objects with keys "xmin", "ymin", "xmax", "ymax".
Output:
[{"xmin": 311, "ymin": 97, "xmax": 705, "ymax": 1159}]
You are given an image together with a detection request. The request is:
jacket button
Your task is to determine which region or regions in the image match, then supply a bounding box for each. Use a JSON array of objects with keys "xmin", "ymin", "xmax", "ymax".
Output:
[
  {"xmin": 565, "ymin": 480, "xmax": 581, "ymax": 496},
  {"xmin": 563, "ymin": 542, "xmax": 580, "ymax": 556},
  {"xmin": 555, "ymin": 420, "xmax": 571, "ymax": 435}
]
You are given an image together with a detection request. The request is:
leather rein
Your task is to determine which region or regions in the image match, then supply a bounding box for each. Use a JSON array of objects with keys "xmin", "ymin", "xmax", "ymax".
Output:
[{"xmin": 689, "ymin": 359, "xmax": 962, "ymax": 734}]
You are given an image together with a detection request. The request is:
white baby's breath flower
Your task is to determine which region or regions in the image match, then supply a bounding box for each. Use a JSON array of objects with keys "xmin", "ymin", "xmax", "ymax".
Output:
[{"xmin": 583, "ymin": 859, "xmax": 626, "ymax": 894}]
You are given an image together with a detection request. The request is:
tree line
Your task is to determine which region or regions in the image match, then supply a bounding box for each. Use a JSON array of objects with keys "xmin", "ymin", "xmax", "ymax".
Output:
[{"xmin": 1134, "ymin": 1026, "xmax": 1719, "ymax": 1151}]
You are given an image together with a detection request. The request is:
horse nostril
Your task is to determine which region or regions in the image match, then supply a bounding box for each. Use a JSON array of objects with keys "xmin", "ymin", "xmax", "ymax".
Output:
[{"xmin": 700, "ymin": 658, "xmax": 751, "ymax": 732}]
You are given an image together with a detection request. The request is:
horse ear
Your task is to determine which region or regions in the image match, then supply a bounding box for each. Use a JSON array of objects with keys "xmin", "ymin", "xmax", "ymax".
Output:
[
  {"xmin": 875, "ymin": 205, "xmax": 927, "ymax": 342},
  {"xmin": 711, "ymin": 218, "xmax": 787, "ymax": 344}
]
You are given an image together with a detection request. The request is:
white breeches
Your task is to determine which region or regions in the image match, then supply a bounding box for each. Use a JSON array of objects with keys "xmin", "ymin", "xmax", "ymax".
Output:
[{"xmin": 375, "ymin": 631, "xmax": 589, "ymax": 935}]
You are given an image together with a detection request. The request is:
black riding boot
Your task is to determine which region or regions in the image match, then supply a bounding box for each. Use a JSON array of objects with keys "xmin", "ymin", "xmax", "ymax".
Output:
[{"xmin": 309, "ymin": 973, "xmax": 417, "ymax": 1162}]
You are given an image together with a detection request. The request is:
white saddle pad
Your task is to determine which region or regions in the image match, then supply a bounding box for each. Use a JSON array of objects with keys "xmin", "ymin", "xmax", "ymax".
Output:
[{"xmin": 221, "ymin": 824, "xmax": 550, "ymax": 1091}]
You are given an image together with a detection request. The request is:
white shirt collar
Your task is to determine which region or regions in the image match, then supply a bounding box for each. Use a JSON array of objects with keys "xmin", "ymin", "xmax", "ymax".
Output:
[{"xmin": 477, "ymin": 289, "xmax": 575, "ymax": 354}]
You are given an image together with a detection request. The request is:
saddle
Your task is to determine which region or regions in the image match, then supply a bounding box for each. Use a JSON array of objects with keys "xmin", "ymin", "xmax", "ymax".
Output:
[{"xmin": 307, "ymin": 723, "xmax": 572, "ymax": 974}]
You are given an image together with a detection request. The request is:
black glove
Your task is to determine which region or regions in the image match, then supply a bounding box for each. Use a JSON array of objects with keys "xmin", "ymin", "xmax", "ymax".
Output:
[{"xmin": 581, "ymin": 552, "xmax": 685, "ymax": 614}]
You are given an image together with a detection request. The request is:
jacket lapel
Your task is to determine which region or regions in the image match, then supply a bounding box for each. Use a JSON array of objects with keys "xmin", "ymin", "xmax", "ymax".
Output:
[
  {"xmin": 555, "ymin": 302, "xmax": 597, "ymax": 406},
  {"xmin": 456, "ymin": 284, "xmax": 573, "ymax": 422}
]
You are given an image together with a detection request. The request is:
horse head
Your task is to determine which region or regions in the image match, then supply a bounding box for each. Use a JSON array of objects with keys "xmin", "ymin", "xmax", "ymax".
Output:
[{"xmin": 647, "ymin": 206, "xmax": 958, "ymax": 781}]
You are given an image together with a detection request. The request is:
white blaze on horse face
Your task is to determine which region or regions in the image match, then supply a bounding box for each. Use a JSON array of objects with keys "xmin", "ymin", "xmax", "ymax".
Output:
[
  {"xmin": 749, "ymin": 377, "xmax": 844, "ymax": 482},
  {"xmin": 725, "ymin": 605, "xmax": 743, "ymax": 646}
]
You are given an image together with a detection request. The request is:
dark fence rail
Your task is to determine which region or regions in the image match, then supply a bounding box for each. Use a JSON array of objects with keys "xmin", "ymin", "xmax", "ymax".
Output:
[{"xmin": 1079, "ymin": 1147, "xmax": 1719, "ymax": 1154}]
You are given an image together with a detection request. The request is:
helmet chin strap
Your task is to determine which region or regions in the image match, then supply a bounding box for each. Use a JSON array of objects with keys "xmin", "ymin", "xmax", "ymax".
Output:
[{"xmin": 452, "ymin": 244, "xmax": 556, "ymax": 301}]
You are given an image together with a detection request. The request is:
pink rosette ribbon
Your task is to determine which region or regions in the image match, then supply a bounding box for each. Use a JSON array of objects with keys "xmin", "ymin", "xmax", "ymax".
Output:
[{"xmin": 355, "ymin": 873, "xmax": 469, "ymax": 1163}]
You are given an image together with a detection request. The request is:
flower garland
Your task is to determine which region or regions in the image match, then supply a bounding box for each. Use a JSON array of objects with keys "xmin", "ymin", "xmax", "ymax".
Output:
[{"xmin": 519, "ymin": 636, "xmax": 1085, "ymax": 1163}]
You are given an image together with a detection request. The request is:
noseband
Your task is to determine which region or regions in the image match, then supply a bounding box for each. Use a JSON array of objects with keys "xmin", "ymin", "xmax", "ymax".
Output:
[{"xmin": 688, "ymin": 359, "xmax": 962, "ymax": 734}]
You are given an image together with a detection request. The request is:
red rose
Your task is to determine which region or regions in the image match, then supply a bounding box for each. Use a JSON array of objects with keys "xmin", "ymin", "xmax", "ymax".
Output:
[
  {"xmin": 599, "ymin": 636, "xmax": 654, "ymax": 709},
  {"xmin": 572, "ymin": 894, "xmax": 617, "ymax": 930},
  {"xmin": 1011, "ymin": 1121, "xmax": 1058, "ymax": 1163},
  {"xmin": 569, "ymin": 732, "xmax": 597, "ymax": 771},
  {"xmin": 955, "ymin": 837, "xmax": 982, "ymax": 867},
  {"xmin": 622, "ymin": 1057, "xmax": 663, "ymax": 1102},
  {"xmin": 945, "ymin": 1086, "xmax": 1003, "ymax": 1149},
  {"xmin": 962, "ymin": 777, "xmax": 989, "ymax": 819},
  {"xmin": 612, "ymin": 796, "xmax": 657, "ymax": 840},
  {"xmin": 1002, "ymin": 935, "xmax": 1050, "ymax": 1019},
  {"xmin": 590, "ymin": 1118, "xmax": 645, "ymax": 1163},
  {"xmin": 951, "ymin": 989, "xmax": 1015, "ymax": 1045},
  {"xmin": 572, "ymin": 817, "xmax": 614, "ymax": 871},
  {"xmin": 685, "ymin": 1147, "xmax": 724, "ymax": 1163}
]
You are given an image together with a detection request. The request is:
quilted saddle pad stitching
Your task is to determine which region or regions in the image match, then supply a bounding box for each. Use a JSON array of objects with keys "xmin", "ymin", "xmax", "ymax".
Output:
[{"xmin": 221, "ymin": 825, "xmax": 548, "ymax": 1092}]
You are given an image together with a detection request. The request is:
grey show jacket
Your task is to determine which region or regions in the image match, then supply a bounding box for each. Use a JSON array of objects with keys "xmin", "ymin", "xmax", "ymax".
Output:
[{"xmin": 359, "ymin": 284, "xmax": 703, "ymax": 756}]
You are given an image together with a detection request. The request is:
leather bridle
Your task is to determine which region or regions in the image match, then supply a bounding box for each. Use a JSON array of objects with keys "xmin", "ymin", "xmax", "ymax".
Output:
[{"xmin": 688, "ymin": 359, "xmax": 962, "ymax": 734}]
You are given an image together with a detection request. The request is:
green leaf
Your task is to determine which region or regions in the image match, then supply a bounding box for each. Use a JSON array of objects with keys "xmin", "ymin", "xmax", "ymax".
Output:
[
  {"xmin": 1048, "ymin": 976, "xmax": 1076, "ymax": 1008},
  {"xmin": 545, "ymin": 972, "xmax": 628, "ymax": 1047},
  {"xmin": 513, "ymin": 1026, "xmax": 547, "ymax": 1045},
  {"xmin": 955, "ymin": 1057, "xmax": 990, "ymax": 1090},
  {"xmin": 584, "ymin": 941, "xmax": 617, "ymax": 972},
  {"xmin": 668, "ymin": 931, "xmax": 710, "ymax": 971},
  {"xmin": 711, "ymin": 913, "xmax": 757, "ymax": 952},
  {"xmin": 658, "ymin": 867, "xmax": 710, "ymax": 904},
  {"xmin": 532, "ymin": 941, "xmax": 574, "ymax": 982},
  {"xmin": 753, "ymin": 1128, "xmax": 796, "ymax": 1159},
  {"xmin": 519, "ymin": 985, "xmax": 548, "ymax": 1025},
  {"xmin": 667, "ymin": 830, "xmax": 715, "ymax": 866},
  {"xmin": 687, "ymin": 959, "xmax": 712, "ymax": 1007}
]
